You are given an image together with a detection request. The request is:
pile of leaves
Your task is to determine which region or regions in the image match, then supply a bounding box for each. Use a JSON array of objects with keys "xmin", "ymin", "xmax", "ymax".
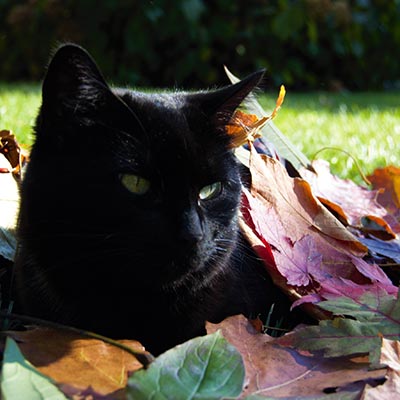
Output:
[{"xmin": 0, "ymin": 75, "xmax": 399, "ymax": 399}]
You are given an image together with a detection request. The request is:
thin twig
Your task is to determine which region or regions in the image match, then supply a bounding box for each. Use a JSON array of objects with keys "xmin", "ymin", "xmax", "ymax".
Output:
[
  {"xmin": 0, "ymin": 311, "xmax": 155, "ymax": 368},
  {"xmin": 263, "ymin": 324, "xmax": 289, "ymax": 333},
  {"xmin": 312, "ymin": 146, "xmax": 372, "ymax": 185}
]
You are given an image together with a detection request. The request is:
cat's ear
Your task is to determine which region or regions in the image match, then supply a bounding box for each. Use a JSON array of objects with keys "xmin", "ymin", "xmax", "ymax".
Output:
[
  {"xmin": 41, "ymin": 44, "xmax": 113, "ymax": 118},
  {"xmin": 190, "ymin": 70, "xmax": 265, "ymax": 123}
]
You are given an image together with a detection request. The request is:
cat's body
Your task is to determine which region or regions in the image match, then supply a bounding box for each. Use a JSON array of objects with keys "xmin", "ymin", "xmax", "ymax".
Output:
[{"xmin": 15, "ymin": 45, "xmax": 290, "ymax": 354}]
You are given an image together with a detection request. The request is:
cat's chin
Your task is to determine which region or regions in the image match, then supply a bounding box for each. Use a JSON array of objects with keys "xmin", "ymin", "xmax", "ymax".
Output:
[{"xmin": 161, "ymin": 251, "xmax": 229, "ymax": 291}]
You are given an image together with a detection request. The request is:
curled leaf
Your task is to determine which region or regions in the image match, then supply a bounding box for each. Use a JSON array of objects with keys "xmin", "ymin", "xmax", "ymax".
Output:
[
  {"xmin": 226, "ymin": 111, "xmax": 263, "ymax": 148},
  {"xmin": 368, "ymin": 165, "xmax": 400, "ymax": 224},
  {"xmin": 225, "ymin": 66, "xmax": 313, "ymax": 171},
  {"xmin": 270, "ymin": 84, "xmax": 286, "ymax": 119},
  {"xmin": 226, "ymin": 86, "xmax": 286, "ymax": 148},
  {"xmin": 0, "ymin": 130, "xmax": 27, "ymax": 178},
  {"xmin": 300, "ymin": 159, "xmax": 400, "ymax": 236}
]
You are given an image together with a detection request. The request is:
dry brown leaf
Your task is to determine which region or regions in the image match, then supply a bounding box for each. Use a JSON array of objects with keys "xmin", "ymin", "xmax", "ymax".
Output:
[
  {"xmin": 207, "ymin": 315, "xmax": 387, "ymax": 398},
  {"xmin": 0, "ymin": 129, "xmax": 27, "ymax": 177},
  {"xmin": 0, "ymin": 130, "xmax": 26, "ymax": 260},
  {"xmin": 301, "ymin": 159, "xmax": 400, "ymax": 236},
  {"xmin": 360, "ymin": 338, "xmax": 400, "ymax": 399},
  {"xmin": 380, "ymin": 338, "xmax": 400, "ymax": 371},
  {"xmin": 226, "ymin": 111, "xmax": 263, "ymax": 148},
  {"xmin": 240, "ymin": 143, "xmax": 397, "ymax": 317},
  {"xmin": 360, "ymin": 215, "xmax": 397, "ymax": 240},
  {"xmin": 368, "ymin": 166, "xmax": 400, "ymax": 226},
  {"xmin": 0, "ymin": 154, "xmax": 19, "ymax": 236},
  {"xmin": 7, "ymin": 328, "xmax": 148, "ymax": 399},
  {"xmin": 226, "ymin": 85, "xmax": 285, "ymax": 148},
  {"xmin": 248, "ymin": 143, "xmax": 367, "ymax": 256}
]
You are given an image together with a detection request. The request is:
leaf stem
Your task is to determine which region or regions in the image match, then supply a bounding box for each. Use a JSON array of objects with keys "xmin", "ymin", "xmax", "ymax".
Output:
[{"xmin": 312, "ymin": 146, "xmax": 371, "ymax": 185}]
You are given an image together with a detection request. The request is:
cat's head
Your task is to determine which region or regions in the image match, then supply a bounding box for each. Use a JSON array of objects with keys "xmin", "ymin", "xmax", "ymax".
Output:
[{"xmin": 23, "ymin": 44, "xmax": 263, "ymax": 289}]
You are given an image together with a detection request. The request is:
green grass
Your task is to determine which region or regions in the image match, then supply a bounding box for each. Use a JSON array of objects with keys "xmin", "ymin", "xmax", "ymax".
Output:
[
  {"xmin": 1, "ymin": 82, "xmax": 399, "ymax": 182},
  {"xmin": 261, "ymin": 90, "xmax": 400, "ymax": 183},
  {"xmin": 0, "ymin": 83, "xmax": 40, "ymax": 144}
]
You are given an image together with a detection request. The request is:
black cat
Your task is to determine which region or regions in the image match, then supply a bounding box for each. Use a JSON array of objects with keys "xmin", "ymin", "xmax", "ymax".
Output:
[{"xmin": 15, "ymin": 44, "xmax": 291, "ymax": 355}]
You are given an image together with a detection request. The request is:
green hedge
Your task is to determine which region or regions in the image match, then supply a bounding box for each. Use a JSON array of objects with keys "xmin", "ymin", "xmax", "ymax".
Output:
[{"xmin": 0, "ymin": 0, "xmax": 399, "ymax": 90}]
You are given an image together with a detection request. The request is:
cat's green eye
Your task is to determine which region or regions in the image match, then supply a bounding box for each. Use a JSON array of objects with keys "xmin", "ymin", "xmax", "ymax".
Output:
[
  {"xmin": 120, "ymin": 174, "xmax": 151, "ymax": 195},
  {"xmin": 199, "ymin": 182, "xmax": 222, "ymax": 201}
]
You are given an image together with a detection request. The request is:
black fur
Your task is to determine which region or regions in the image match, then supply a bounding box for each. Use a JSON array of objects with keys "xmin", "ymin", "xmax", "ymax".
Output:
[{"xmin": 15, "ymin": 44, "xmax": 290, "ymax": 354}]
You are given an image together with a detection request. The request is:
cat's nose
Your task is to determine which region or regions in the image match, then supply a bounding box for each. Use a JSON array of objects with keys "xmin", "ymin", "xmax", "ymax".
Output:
[{"xmin": 179, "ymin": 207, "xmax": 204, "ymax": 245}]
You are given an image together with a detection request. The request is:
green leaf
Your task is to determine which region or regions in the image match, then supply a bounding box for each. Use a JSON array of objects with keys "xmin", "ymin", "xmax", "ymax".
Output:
[
  {"xmin": 1, "ymin": 337, "xmax": 67, "ymax": 400},
  {"xmin": 277, "ymin": 289, "xmax": 400, "ymax": 366},
  {"xmin": 318, "ymin": 290, "xmax": 400, "ymax": 323},
  {"xmin": 127, "ymin": 331, "xmax": 244, "ymax": 400},
  {"xmin": 224, "ymin": 66, "xmax": 313, "ymax": 173}
]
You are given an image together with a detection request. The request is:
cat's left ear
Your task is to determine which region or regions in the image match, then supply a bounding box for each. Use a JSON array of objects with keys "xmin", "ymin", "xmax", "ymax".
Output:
[{"xmin": 189, "ymin": 70, "xmax": 265, "ymax": 123}]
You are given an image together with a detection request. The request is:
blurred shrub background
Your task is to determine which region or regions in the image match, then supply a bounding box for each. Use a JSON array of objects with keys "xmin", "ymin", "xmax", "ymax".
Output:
[{"xmin": 0, "ymin": 0, "xmax": 399, "ymax": 90}]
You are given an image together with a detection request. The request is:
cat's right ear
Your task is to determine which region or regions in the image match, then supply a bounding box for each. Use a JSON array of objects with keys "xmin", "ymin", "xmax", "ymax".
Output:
[
  {"xmin": 41, "ymin": 44, "xmax": 111, "ymax": 119},
  {"xmin": 189, "ymin": 70, "xmax": 265, "ymax": 124}
]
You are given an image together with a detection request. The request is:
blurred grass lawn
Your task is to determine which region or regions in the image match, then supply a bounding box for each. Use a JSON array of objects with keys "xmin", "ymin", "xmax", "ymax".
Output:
[
  {"xmin": 262, "ymin": 90, "xmax": 399, "ymax": 182},
  {"xmin": 1, "ymin": 82, "xmax": 399, "ymax": 183}
]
